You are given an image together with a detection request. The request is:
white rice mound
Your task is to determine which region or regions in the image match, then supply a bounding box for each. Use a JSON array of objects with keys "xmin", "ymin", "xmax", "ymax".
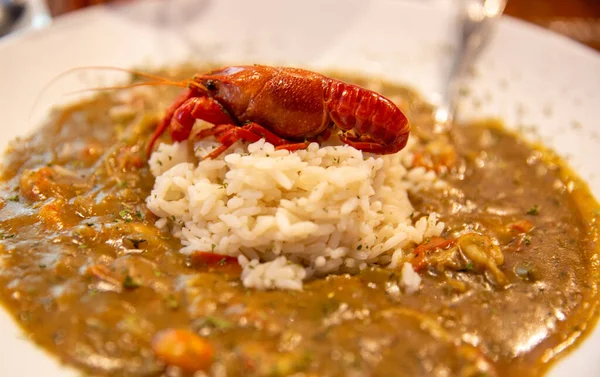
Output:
[{"xmin": 147, "ymin": 134, "xmax": 446, "ymax": 292}]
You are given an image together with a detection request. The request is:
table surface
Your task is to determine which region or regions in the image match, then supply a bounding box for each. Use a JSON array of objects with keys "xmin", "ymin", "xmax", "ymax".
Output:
[
  {"xmin": 505, "ymin": 0, "xmax": 600, "ymax": 51},
  {"xmin": 6, "ymin": 1, "xmax": 600, "ymax": 52}
]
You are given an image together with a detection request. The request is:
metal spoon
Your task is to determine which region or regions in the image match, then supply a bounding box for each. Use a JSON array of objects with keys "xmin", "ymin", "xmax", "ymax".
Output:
[{"xmin": 435, "ymin": 0, "xmax": 508, "ymax": 128}]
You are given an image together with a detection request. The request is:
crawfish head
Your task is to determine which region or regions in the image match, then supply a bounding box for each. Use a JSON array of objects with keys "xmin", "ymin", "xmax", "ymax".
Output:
[{"xmin": 190, "ymin": 65, "xmax": 276, "ymax": 119}]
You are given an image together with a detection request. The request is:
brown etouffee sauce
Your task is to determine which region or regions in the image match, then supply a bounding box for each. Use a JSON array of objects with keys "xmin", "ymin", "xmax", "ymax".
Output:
[{"xmin": 0, "ymin": 66, "xmax": 599, "ymax": 377}]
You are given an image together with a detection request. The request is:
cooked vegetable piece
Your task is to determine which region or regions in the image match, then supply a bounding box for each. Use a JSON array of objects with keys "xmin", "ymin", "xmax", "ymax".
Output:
[{"xmin": 151, "ymin": 328, "xmax": 214, "ymax": 372}]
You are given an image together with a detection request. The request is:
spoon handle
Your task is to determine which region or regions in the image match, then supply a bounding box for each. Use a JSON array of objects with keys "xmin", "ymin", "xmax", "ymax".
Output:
[{"xmin": 436, "ymin": 0, "xmax": 507, "ymax": 126}]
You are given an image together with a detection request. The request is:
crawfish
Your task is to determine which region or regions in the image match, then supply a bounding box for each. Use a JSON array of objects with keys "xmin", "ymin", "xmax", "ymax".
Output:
[{"xmin": 147, "ymin": 65, "xmax": 410, "ymax": 159}]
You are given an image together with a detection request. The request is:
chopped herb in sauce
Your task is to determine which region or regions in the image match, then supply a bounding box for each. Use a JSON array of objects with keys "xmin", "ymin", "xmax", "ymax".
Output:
[
  {"xmin": 119, "ymin": 210, "xmax": 134, "ymax": 222},
  {"xmin": 20, "ymin": 311, "xmax": 32, "ymax": 322},
  {"xmin": 527, "ymin": 205, "xmax": 540, "ymax": 215},
  {"xmin": 196, "ymin": 315, "xmax": 232, "ymax": 329},
  {"xmin": 165, "ymin": 295, "xmax": 179, "ymax": 310},
  {"xmin": 122, "ymin": 275, "xmax": 141, "ymax": 289}
]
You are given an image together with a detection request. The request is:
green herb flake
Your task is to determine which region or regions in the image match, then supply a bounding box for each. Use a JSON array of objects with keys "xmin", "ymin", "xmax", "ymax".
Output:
[
  {"xmin": 116, "ymin": 181, "xmax": 128, "ymax": 189},
  {"xmin": 165, "ymin": 295, "xmax": 179, "ymax": 310},
  {"xmin": 157, "ymin": 160, "xmax": 163, "ymax": 166},
  {"xmin": 466, "ymin": 262, "xmax": 474, "ymax": 271},
  {"xmin": 523, "ymin": 235, "xmax": 532, "ymax": 245},
  {"xmin": 527, "ymin": 205, "xmax": 540, "ymax": 216},
  {"xmin": 211, "ymin": 244, "xmax": 216, "ymax": 252},
  {"xmin": 39, "ymin": 263, "xmax": 47, "ymax": 269},
  {"xmin": 136, "ymin": 210, "xmax": 144, "ymax": 220},
  {"xmin": 219, "ymin": 258, "xmax": 227, "ymax": 266},
  {"xmin": 7, "ymin": 195, "xmax": 19, "ymax": 202},
  {"xmin": 201, "ymin": 315, "xmax": 232, "ymax": 329},
  {"xmin": 122, "ymin": 275, "xmax": 140, "ymax": 289},
  {"xmin": 119, "ymin": 209, "xmax": 133, "ymax": 222}
]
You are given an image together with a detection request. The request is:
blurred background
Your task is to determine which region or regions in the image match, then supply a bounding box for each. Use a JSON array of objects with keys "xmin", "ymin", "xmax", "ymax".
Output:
[
  {"xmin": 2, "ymin": 0, "xmax": 600, "ymax": 51},
  {"xmin": 505, "ymin": 0, "xmax": 600, "ymax": 51}
]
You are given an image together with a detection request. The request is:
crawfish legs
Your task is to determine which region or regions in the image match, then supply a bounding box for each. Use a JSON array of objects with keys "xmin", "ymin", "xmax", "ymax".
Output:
[
  {"xmin": 147, "ymin": 91, "xmax": 235, "ymax": 156},
  {"xmin": 196, "ymin": 122, "xmax": 311, "ymax": 159},
  {"xmin": 338, "ymin": 133, "xmax": 404, "ymax": 154},
  {"xmin": 153, "ymin": 94, "xmax": 317, "ymax": 159}
]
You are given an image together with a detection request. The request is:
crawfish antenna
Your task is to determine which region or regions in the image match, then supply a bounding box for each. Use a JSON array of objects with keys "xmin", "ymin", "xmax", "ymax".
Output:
[
  {"xmin": 29, "ymin": 66, "xmax": 189, "ymax": 128},
  {"xmin": 66, "ymin": 81, "xmax": 187, "ymax": 95}
]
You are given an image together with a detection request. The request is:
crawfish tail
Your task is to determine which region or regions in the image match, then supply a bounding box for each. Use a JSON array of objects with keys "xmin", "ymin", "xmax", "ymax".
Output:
[{"xmin": 324, "ymin": 79, "xmax": 410, "ymax": 147}]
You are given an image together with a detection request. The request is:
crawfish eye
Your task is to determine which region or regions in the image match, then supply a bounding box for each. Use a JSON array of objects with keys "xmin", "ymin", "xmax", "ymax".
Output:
[{"xmin": 205, "ymin": 80, "xmax": 217, "ymax": 91}]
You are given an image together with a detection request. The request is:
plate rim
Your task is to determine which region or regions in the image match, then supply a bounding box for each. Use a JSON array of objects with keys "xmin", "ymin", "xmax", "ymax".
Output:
[{"xmin": 0, "ymin": 1, "xmax": 599, "ymax": 377}]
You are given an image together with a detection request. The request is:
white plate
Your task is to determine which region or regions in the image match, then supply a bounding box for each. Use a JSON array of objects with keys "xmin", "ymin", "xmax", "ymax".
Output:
[{"xmin": 0, "ymin": 0, "xmax": 599, "ymax": 375}]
